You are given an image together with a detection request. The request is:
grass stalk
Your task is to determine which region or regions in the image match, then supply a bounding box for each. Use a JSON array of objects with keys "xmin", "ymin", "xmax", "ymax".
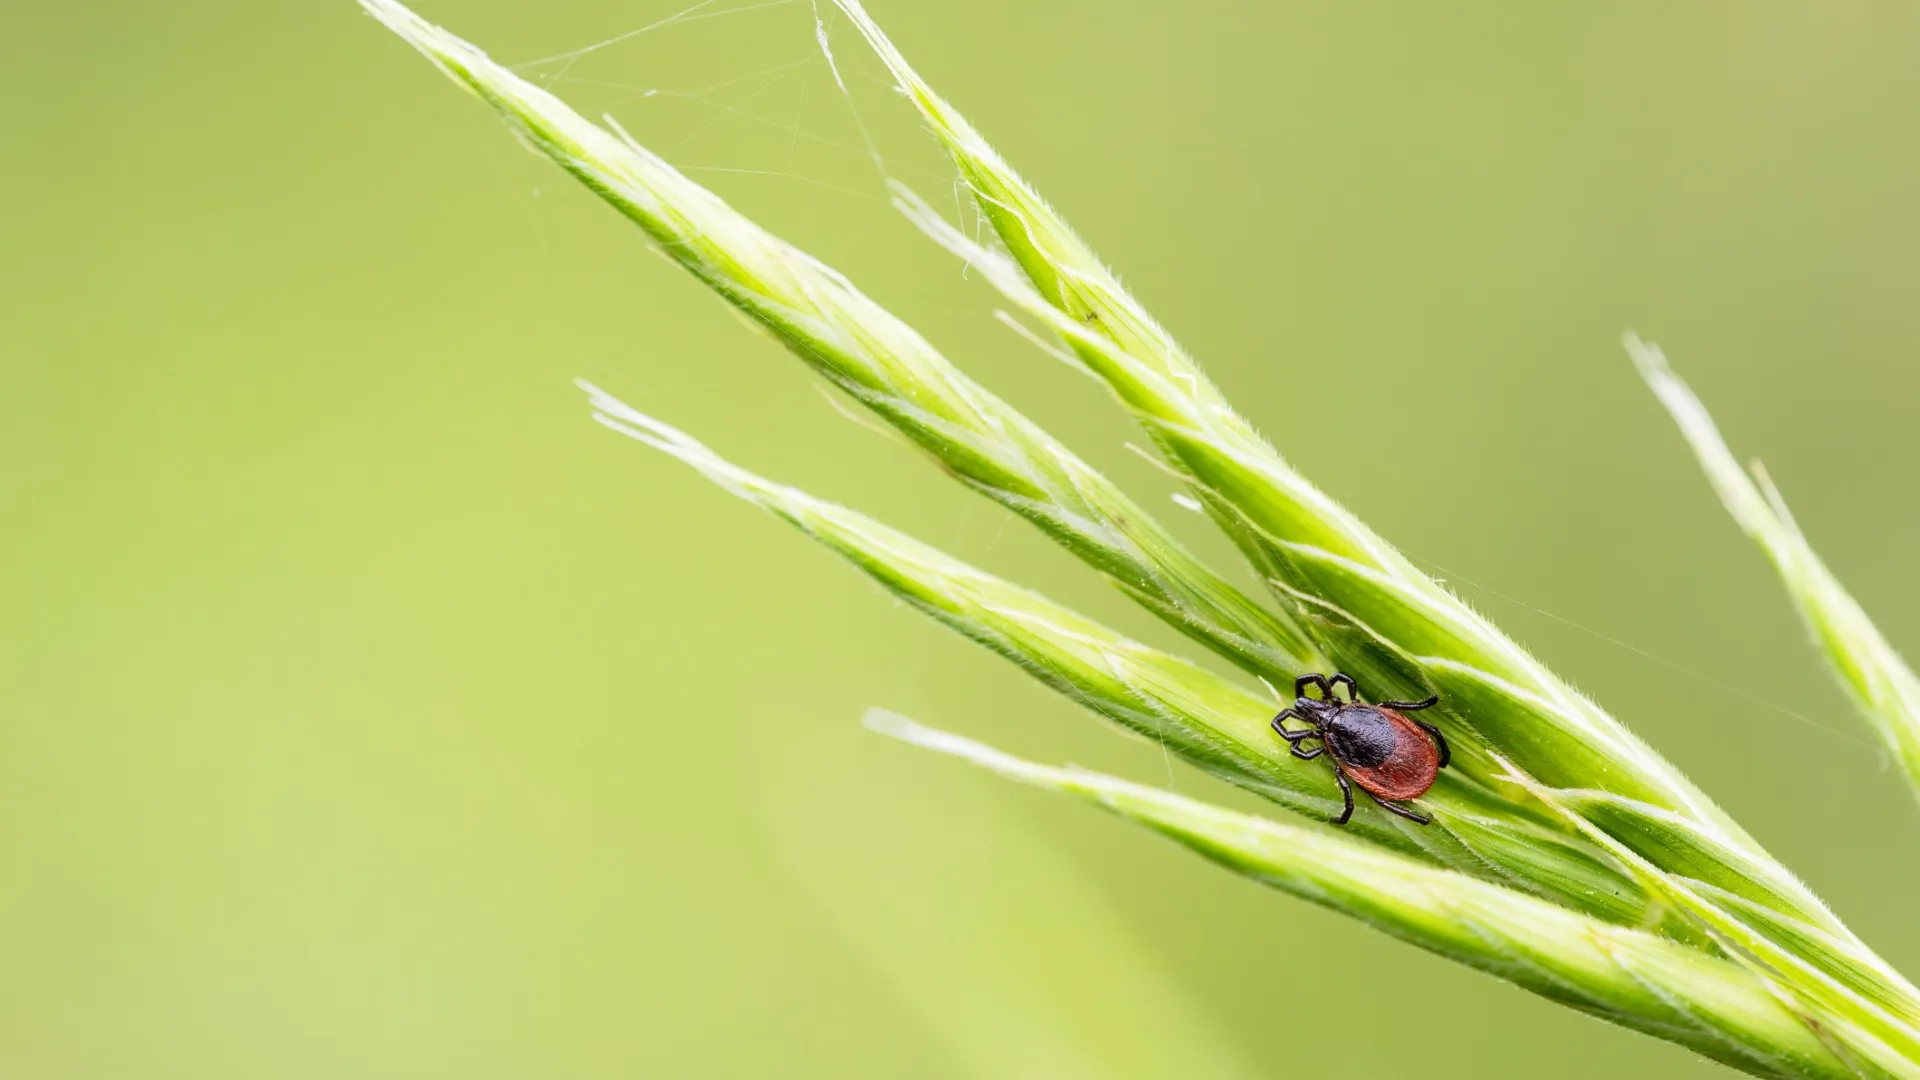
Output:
[
  {"xmin": 823, "ymin": 0, "xmax": 1920, "ymax": 1057},
  {"xmin": 1630, "ymin": 334, "xmax": 1920, "ymax": 802},
  {"xmin": 583, "ymin": 382, "xmax": 1670, "ymax": 928},
  {"xmin": 362, "ymin": 1, "xmax": 1920, "ymax": 1072},
  {"xmin": 868, "ymin": 711, "xmax": 1856, "ymax": 1080},
  {"xmin": 356, "ymin": 0, "xmax": 1320, "ymax": 690}
]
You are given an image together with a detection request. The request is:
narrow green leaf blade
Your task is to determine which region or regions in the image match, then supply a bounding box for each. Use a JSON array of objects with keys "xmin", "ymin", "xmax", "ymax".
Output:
[
  {"xmin": 826, "ymin": 3, "xmax": 1920, "ymax": 1045},
  {"xmin": 581, "ymin": 383, "xmax": 1664, "ymax": 928},
  {"xmin": 870, "ymin": 712, "xmax": 1858, "ymax": 1080},
  {"xmin": 1630, "ymin": 333, "xmax": 1920, "ymax": 802},
  {"xmin": 357, "ymin": 0, "xmax": 1321, "ymax": 688}
]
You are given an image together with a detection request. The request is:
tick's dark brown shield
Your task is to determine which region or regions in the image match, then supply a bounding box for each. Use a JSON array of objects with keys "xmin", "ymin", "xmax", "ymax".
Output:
[{"xmin": 1343, "ymin": 708, "xmax": 1440, "ymax": 801}]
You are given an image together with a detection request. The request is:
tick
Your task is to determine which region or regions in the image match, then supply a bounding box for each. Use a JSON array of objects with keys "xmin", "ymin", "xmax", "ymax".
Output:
[{"xmin": 1271, "ymin": 673, "xmax": 1449, "ymax": 826}]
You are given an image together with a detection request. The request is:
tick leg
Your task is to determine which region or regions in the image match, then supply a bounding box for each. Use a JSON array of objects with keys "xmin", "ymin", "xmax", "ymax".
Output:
[
  {"xmin": 1379, "ymin": 695, "xmax": 1439, "ymax": 712},
  {"xmin": 1414, "ymin": 720, "xmax": 1451, "ymax": 768},
  {"xmin": 1366, "ymin": 789, "xmax": 1432, "ymax": 825},
  {"xmin": 1330, "ymin": 765, "xmax": 1354, "ymax": 825},
  {"xmin": 1275, "ymin": 717, "xmax": 1324, "ymax": 760},
  {"xmin": 1272, "ymin": 710, "xmax": 1317, "ymax": 740},
  {"xmin": 1328, "ymin": 673, "xmax": 1359, "ymax": 701},
  {"xmin": 1295, "ymin": 673, "xmax": 1333, "ymax": 701}
]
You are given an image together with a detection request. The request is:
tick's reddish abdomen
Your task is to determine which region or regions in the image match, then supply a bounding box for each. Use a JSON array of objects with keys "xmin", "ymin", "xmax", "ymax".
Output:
[{"xmin": 1331, "ymin": 706, "xmax": 1439, "ymax": 801}]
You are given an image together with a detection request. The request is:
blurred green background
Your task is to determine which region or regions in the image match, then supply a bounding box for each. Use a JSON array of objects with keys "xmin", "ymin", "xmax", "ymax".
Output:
[{"xmin": 6, "ymin": 0, "xmax": 1920, "ymax": 1076}]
